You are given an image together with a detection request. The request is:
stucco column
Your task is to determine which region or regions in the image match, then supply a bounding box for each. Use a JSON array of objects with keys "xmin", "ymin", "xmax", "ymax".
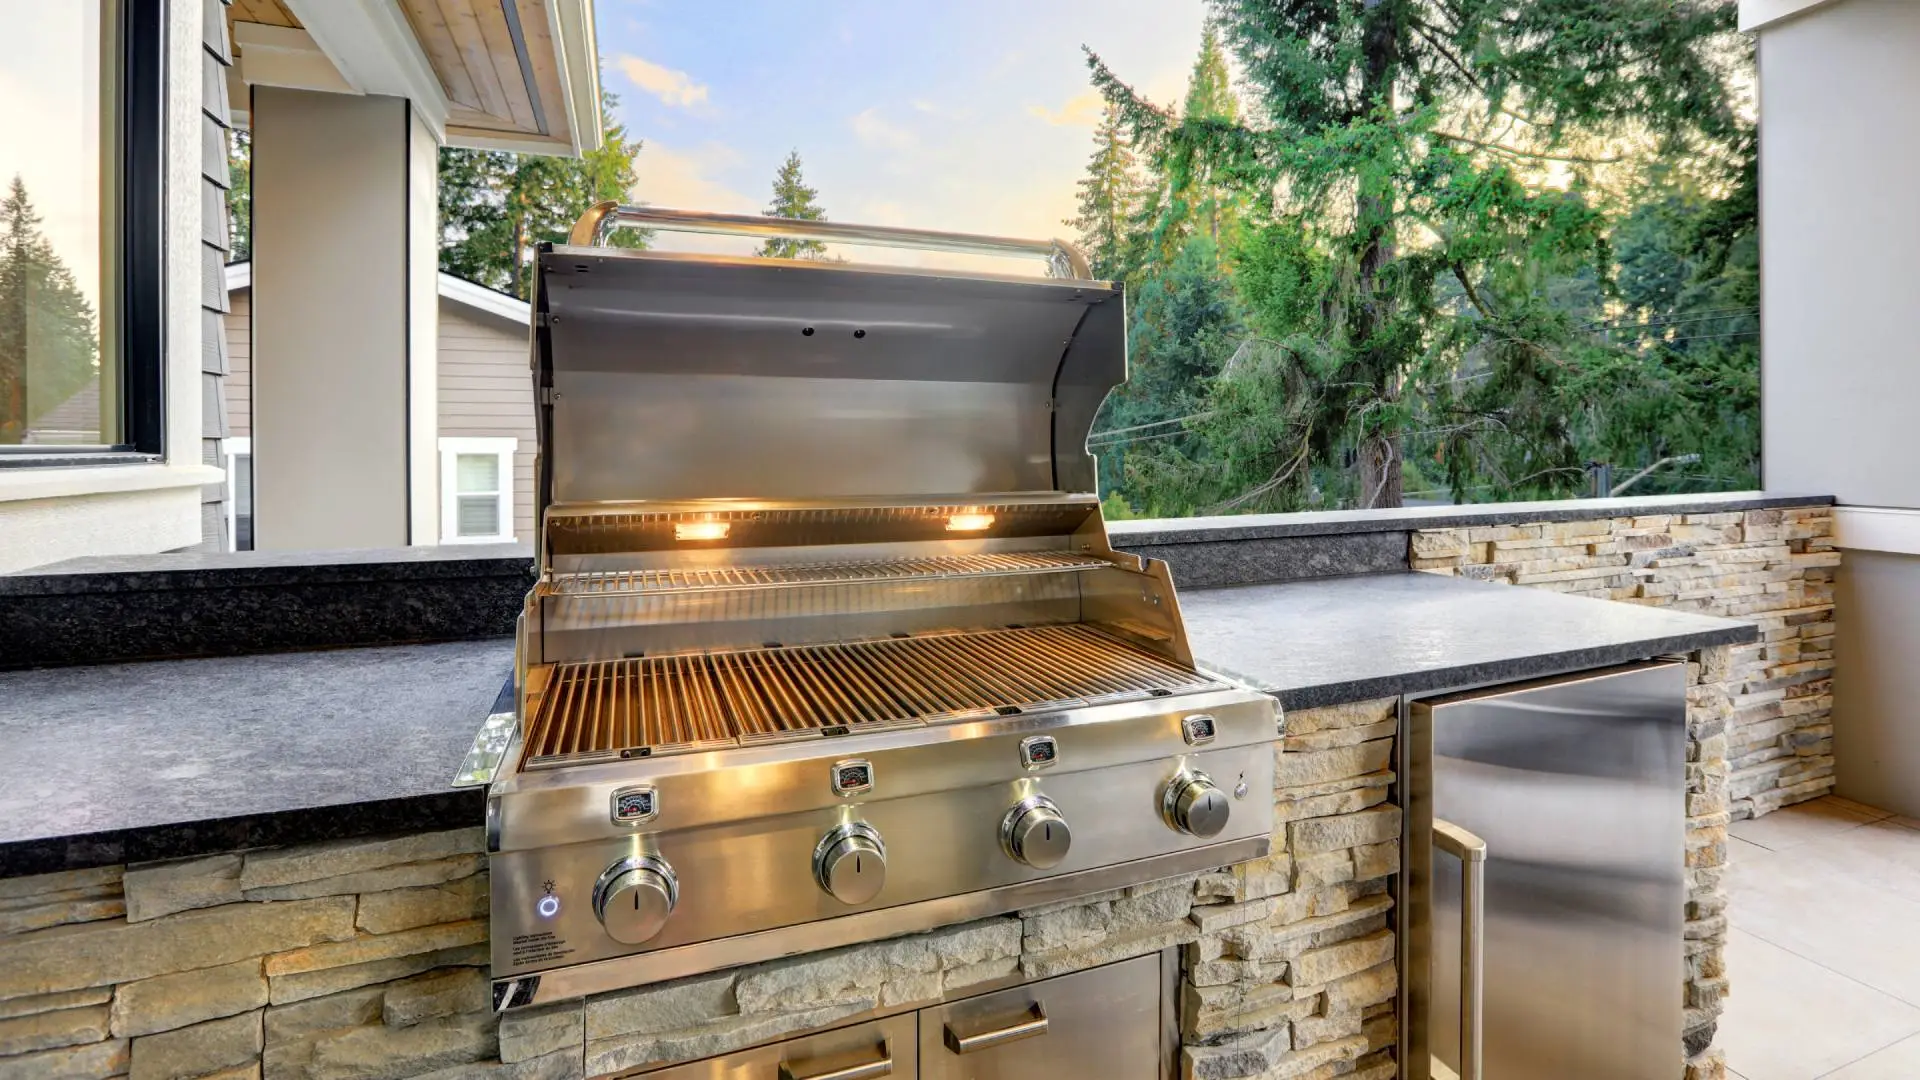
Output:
[{"xmin": 249, "ymin": 87, "xmax": 438, "ymax": 550}]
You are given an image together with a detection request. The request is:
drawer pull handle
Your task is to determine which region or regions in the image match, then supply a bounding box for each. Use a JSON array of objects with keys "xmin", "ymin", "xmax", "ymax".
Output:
[
  {"xmin": 943, "ymin": 1003, "xmax": 1050, "ymax": 1055},
  {"xmin": 778, "ymin": 1040, "xmax": 893, "ymax": 1080}
]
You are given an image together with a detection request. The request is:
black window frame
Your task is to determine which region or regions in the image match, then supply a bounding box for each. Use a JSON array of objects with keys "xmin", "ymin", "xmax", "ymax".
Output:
[{"xmin": 0, "ymin": 0, "xmax": 167, "ymax": 468}]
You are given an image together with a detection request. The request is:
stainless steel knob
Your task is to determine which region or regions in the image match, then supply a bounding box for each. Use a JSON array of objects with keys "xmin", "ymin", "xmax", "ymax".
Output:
[
  {"xmin": 1163, "ymin": 771, "xmax": 1231, "ymax": 838},
  {"xmin": 1001, "ymin": 795, "xmax": 1072, "ymax": 869},
  {"xmin": 593, "ymin": 854, "xmax": 678, "ymax": 944},
  {"xmin": 814, "ymin": 822, "xmax": 887, "ymax": 905}
]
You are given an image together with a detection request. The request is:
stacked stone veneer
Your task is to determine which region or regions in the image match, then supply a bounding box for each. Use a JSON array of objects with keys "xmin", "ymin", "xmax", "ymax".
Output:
[
  {"xmin": 0, "ymin": 696, "xmax": 1400, "ymax": 1080},
  {"xmin": 1410, "ymin": 506, "xmax": 1838, "ymax": 820},
  {"xmin": 0, "ymin": 828, "xmax": 509, "ymax": 1080},
  {"xmin": 1411, "ymin": 504, "xmax": 1838, "ymax": 1080}
]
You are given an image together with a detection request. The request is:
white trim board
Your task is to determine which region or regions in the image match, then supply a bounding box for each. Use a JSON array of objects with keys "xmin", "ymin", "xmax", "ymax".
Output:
[
  {"xmin": 283, "ymin": 0, "xmax": 449, "ymax": 142},
  {"xmin": 1832, "ymin": 506, "xmax": 1920, "ymax": 556},
  {"xmin": 1740, "ymin": 0, "xmax": 1845, "ymax": 32}
]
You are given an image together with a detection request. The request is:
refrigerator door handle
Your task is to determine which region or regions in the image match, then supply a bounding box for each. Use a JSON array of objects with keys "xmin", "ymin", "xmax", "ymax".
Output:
[{"xmin": 1433, "ymin": 818, "xmax": 1487, "ymax": 1080}]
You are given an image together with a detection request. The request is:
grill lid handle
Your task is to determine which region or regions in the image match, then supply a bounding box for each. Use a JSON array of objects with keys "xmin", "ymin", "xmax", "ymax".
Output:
[{"xmin": 567, "ymin": 202, "xmax": 1094, "ymax": 280}]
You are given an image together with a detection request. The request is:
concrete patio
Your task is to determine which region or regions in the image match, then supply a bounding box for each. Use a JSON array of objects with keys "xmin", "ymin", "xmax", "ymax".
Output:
[{"xmin": 1724, "ymin": 796, "xmax": 1920, "ymax": 1078}]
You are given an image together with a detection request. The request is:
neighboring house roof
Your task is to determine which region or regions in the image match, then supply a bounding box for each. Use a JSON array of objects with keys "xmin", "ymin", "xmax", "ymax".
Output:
[
  {"xmin": 223, "ymin": 261, "xmax": 529, "ymax": 326},
  {"xmin": 23, "ymin": 375, "xmax": 104, "ymax": 444}
]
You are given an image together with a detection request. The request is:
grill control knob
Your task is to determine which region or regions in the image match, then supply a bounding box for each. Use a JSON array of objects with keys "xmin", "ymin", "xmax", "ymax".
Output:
[
  {"xmin": 814, "ymin": 822, "xmax": 887, "ymax": 905},
  {"xmin": 1002, "ymin": 795, "xmax": 1072, "ymax": 869},
  {"xmin": 1163, "ymin": 771, "xmax": 1231, "ymax": 839},
  {"xmin": 593, "ymin": 854, "xmax": 678, "ymax": 944}
]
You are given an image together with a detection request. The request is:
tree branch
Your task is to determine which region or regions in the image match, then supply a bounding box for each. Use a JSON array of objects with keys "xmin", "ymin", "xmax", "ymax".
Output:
[{"xmin": 1430, "ymin": 130, "xmax": 1622, "ymax": 165}]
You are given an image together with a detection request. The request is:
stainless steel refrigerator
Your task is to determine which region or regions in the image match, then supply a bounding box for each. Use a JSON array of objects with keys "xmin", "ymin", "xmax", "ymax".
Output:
[{"xmin": 1406, "ymin": 661, "xmax": 1687, "ymax": 1080}]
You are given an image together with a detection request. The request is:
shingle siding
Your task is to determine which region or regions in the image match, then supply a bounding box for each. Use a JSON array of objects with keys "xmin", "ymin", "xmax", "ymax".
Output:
[{"xmin": 195, "ymin": 0, "xmax": 235, "ymax": 551}]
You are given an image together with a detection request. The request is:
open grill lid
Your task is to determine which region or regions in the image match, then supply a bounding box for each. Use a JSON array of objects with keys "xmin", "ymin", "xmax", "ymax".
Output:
[{"xmin": 532, "ymin": 205, "xmax": 1124, "ymax": 511}]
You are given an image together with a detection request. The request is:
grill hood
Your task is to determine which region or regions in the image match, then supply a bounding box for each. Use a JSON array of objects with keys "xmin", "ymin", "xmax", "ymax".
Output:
[{"xmin": 533, "ymin": 242, "xmax": 1125, "ymax": 510}]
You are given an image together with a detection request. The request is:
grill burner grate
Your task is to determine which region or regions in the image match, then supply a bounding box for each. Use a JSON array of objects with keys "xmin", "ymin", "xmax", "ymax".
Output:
[
  {"xmin": 521, "ymin": 624, "xmax": 1216, "ymax": 767},
  {"xmin": 548, "ymin": 551, "xmax": 1110, "ymax": 596}
]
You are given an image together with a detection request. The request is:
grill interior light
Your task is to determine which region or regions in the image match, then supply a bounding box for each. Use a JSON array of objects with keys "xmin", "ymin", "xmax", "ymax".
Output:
[
  {"xmin": 946, "ymin": 513, "xmax": 995, "ymax": 532},
  {"xmin": 674, "ymin": 520, "xmax": 731, "ymax": 542}
]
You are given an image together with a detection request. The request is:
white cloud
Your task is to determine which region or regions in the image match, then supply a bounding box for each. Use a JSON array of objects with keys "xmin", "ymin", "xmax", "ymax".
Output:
[
  {"xmin": 849, "ymin": 108, "xmax": 917, "ymax": 152},
  {"xmin": 628, "ymin": 142, "xmax": 755, "ymax": 215},
  {"xmin": 1025, "ymin": 91, "xmax": 1104, "ymax": 128},
  {"xmin": 615, "ymin": 54, "xmax": 710, "ymax": 110}
]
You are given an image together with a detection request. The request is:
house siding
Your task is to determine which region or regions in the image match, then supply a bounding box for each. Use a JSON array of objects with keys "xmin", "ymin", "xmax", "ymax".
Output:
[
  {"xmin": 225, "ymin": 290, "xmax": 251, "ymax": 437},
  {"xmin": 223, "ymin": 285, "xmax": 533, "ymax": 543},
  {"xmin": 197, "ymin": 0, "xmax": 235, "ymax": 551},
  {"xmin": 438, "ymin": 304, "xmax": 536, "ymax": 543}
]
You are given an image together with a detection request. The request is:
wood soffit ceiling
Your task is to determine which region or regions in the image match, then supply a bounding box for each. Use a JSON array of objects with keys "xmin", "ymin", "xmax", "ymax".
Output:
[{"xmin": 226, "ymin": 0, "xmax": 575, "ymax": 150}]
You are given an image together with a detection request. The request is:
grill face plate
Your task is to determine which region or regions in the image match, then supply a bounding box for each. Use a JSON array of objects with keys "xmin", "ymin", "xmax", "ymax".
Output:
[{"xmin": 520, "ymin": 624, "xmax": 1219, "ymax": 768}]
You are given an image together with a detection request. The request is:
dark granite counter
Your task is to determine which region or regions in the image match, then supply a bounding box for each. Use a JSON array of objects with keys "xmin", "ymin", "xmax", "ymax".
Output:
[
  {"xmin": 0, "ymin": 569, "xmax": 1754, "ymax": 880},
  {"xmin": 1183, "ymin": 572, "xmax": 1754, "ymax": 710},
  {"xmin": 0, "ymin": 639, "xmax": 513, "ymax": 877},
  {"xmin": 0, "ymin": 545, "xmax": 534, "ymax": 671}
]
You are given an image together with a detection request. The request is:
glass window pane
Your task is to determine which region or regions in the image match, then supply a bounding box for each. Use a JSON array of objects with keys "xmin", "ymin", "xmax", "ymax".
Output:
[
  {"xmin": 456, "ymin": 452, "xmax": 499, "ymax": 494},
  {"xmin": 456, "ymin": 493, "xmax": 499, "ymax": 538},
  {"xmin": 0, "ymin": 2, "xmax": 117, "ymax": 447}
]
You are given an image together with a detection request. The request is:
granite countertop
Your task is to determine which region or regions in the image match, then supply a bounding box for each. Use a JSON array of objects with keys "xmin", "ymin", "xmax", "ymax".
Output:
[
  {"xmin": 1181, "ymin": 571, "xmax": 1754, "ymax": 710},
  {"xmin": 0, "ymin": 572, "xmax": 1753, "ymax": 880},
  {"xmin": 0, "ymin": 640, "xmax": 514, "ymax": 877}
]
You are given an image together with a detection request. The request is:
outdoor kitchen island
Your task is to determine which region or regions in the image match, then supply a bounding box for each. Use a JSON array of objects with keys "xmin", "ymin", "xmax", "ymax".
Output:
[{"xmin": 0, "ymin": 565, "xmax": 1754, "ymax": 1080}]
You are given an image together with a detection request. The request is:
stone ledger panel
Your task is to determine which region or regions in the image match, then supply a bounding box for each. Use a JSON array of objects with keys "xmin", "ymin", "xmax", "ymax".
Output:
[{"xmin": 0, "ymin": 696, "xmax": 1402, "ymax": 1079}]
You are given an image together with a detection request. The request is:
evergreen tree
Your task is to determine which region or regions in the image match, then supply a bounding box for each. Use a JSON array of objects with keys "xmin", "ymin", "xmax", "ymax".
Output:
[
  {"xmin": 1067, "ymin": 103, "xmax": 1143, "ymax": 281},
  {"xmin": 0, "ymin": 177, "xmax": 99, "ymax": 444},
  {"xmin": 1089, "ymin": 0, "xmax": 1750, "ymax": 508},
  {"xmin": 756, "ymin": 151, "xmax": 829, "ymax": 260},
  {"xmin": 439, "ymin": 88, "xmax": 646, "ymax": 299},
  {"xmin": 227, "ymin": 129, "xmax": 251, "ymax": 262}
]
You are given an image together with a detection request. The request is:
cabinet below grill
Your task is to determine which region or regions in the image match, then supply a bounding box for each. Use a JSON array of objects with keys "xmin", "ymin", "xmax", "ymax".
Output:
[{"xmin": 632, "ymin": 953, "xmax": 1170, "ymax": 1080}]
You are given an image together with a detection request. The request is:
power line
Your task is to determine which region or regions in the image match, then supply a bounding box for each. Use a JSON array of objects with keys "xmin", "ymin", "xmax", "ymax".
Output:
[
  {"xmin": 1586, "ymin": 306, "xmax": 1757, "ymax": 332},
  {"xmin": 1086, "ymin": 411, "xmax": 1214, "ymax": 440}
]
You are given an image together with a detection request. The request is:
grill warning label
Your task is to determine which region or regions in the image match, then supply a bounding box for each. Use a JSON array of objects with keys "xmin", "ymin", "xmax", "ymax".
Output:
[{"xmin": 511, "ymin": 931, "xmax": 575, "ymax": 967}]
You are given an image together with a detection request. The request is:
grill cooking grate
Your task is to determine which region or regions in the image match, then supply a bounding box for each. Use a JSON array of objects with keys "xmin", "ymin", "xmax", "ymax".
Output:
[
  {"xmin": 521, "ymin": 624, "xmax": 1216, "ymax": 767},
  {"xmin": 548, "ymin": 551, "xmax": 1110, "ymax": 596}
]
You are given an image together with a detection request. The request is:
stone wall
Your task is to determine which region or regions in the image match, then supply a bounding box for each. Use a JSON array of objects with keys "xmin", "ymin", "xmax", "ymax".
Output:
[
  {"xmin": 1409, "ymin": 504, "xmax": 1835, "ymax": 1080},
  {"xmin": 0, "ymin": 697, "xmax": 1400, "ymax": 1080},
  {"xmin": 0, "ymin": 827, "xmax": 505, "ymax": 1080},
  {"xmin": 1409, "ymin": 506, "xmax": 1838, "ymax": 820}
]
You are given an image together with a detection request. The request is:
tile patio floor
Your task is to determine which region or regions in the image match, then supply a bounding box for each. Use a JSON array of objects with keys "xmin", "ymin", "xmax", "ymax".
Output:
[{"xmin": 1722, "ymin": 796, "xmax": 1920, "ymax": 1079}]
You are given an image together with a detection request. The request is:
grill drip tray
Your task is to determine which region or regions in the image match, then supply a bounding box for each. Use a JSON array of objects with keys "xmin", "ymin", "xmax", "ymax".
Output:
[{"xmin": 520, "ymin": 624, "xmax": 1222, "ymax": 768}]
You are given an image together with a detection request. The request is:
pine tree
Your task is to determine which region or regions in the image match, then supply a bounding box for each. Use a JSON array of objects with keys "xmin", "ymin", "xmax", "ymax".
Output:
[
  {"xmin": 0, "ymin": 177, "xmax": 98, "ymax": 444},
  {"xmin": 756, "ymin": 151, "xmax": 829, "ymax": 260},
  {"xmin": 439, "ymin": 88, "xmax": 646, "ymax": 299},
  {"xmin": 1067, "ymin": 103, "xmax": 1142, "ymax": 281},
  {"xmin": 1090, "ymin": 0, "xmax": 1750, "ymax": 509},
  {"xmin": 227, "ymin": 129, "xmax": 251, "ymax": 261},
  {"xmin": 1176, "ymin": 23, "xmax": 1242, "ymax": 247}
]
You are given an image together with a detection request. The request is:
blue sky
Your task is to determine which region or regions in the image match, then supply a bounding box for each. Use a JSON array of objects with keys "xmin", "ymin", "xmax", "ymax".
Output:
[{"xmin": 593, "ymin": 0, "xmax": 1210, "ymax": 267}]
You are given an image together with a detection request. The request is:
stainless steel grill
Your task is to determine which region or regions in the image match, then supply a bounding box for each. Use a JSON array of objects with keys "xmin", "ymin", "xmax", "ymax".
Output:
[
  {"xmin": 547, "ymin": 552, "xmax": 1109, "ymax": 597},
  {"xmin": 522, "ymin": 624, "xmax": 1218, "ymax": 766},
  {"xmin": 487, "ymin": 204, "xmax": 1280, "ymax": 1012}
]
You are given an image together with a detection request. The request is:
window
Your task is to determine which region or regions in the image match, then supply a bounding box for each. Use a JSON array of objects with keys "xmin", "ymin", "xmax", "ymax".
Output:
[
  {"xmin": 224, "ymin": 437, "xmax": 252, "ymax": 551},
  {"xmin": 0, "ymin": 0, "xmax": 164, "ymax": 461},
  {"xmin": 439, "ymin": 437, "xmax": 515, "ymax": 544}
]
